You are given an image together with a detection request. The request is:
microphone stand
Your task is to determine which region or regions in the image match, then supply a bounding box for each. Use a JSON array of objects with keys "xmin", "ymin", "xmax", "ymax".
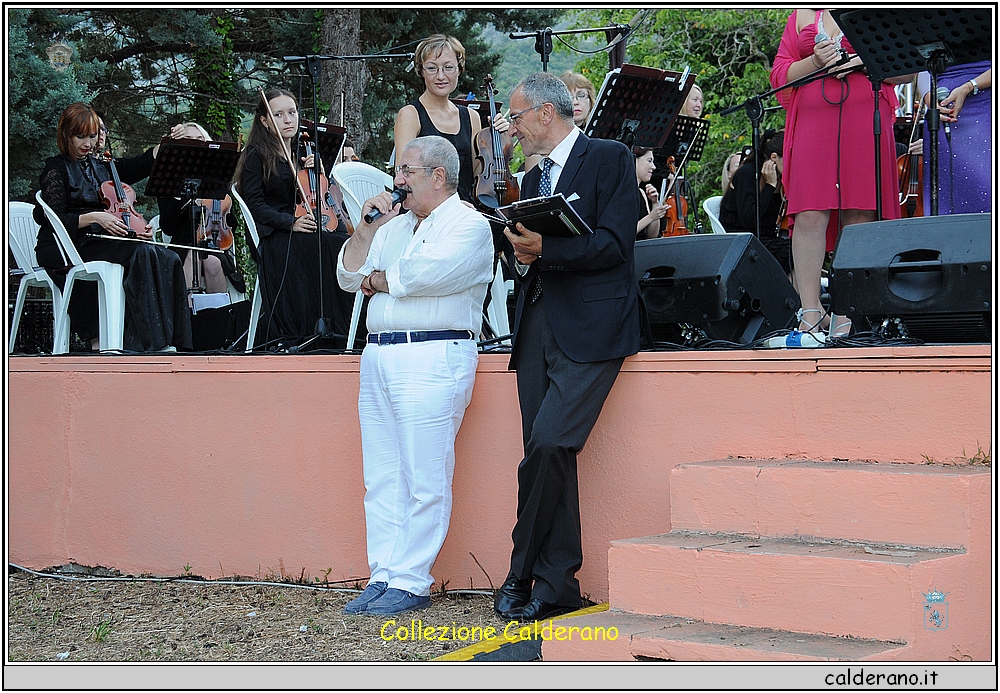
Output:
[
  {"xmin": 509, "ymin": 23, "xmax": 632, "ymax": 72},
  {"xmin": 719, "ymin": 53, "xmax": 857, "ymax": 240},
  {"xmin": 282, "ymin": 51, "xmax": 411, "ymax": 353}
]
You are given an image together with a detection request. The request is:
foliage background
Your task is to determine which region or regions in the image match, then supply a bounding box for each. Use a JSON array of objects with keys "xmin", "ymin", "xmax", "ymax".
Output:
[{"xmin": 8, "ymin": 8, "xmax": 793, "ymax": 280}]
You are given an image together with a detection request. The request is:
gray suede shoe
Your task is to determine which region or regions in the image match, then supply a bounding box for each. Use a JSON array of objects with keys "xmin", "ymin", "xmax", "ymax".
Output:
[{"xmin": 343, "ymin": 581, "xmax": 388, "ymax": 615}]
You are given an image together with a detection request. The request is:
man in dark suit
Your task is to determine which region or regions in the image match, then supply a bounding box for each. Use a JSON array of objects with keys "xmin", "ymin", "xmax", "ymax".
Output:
[{"xmin": 494, "ymin": 72, "xmax": 640, "ymax": 622}]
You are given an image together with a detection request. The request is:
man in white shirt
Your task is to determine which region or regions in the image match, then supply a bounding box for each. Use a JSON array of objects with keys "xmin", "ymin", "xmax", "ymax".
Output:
[{"xmin": 336, "ymin": 135, "xmax": 494, "ymax": 617}]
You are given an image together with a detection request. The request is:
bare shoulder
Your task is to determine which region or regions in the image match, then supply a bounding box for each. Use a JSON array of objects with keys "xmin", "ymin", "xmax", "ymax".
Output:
[
  {"xmin": 395, "ymin": 103, "xmax": 419, "ymax": 127},
  {"xmin": 795, "ymin": 8, "xmax": 815, "ymax": 33}
]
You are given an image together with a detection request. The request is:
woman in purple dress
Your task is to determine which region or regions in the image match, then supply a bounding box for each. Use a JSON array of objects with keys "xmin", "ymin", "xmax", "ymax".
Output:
[{"xmin": 921, "ymin": 61, "xmax": 991, "ymax": 215}]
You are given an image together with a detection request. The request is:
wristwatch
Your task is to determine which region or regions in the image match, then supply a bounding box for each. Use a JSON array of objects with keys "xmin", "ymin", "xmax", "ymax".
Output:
[{"xmin": 968, "ymin": 79, "xmax": 980, "ymax": 96}]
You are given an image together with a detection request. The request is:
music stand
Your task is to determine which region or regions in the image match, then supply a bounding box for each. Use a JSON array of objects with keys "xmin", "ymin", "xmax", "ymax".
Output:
[
  {"xmin": 585, "ymin": 64, "xmax": 692, "ymax": 150},
  {"xmin": 299, "ymin": 118, "xmax": 347, "ymax": 171},
  {"xmin": 655, "ymin": 115, "xmax": 709, "ymax": 230},
  {"xmin": 831, "ymin": 8, "xmax": 992, "ymax": 217},
  {"xmin": 451, "ymin": 98, "xmax": 502, "ymax": 129},
  {"xmin": 146, "ymin": 138, "xmax": 240, "ymax": 293}
]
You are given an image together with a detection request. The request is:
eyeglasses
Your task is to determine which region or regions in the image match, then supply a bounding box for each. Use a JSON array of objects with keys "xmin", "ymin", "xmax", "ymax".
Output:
[
  {"xmin": 99, "ymin": 126, "xmax": 109, "ymax": 134},
  {"xmin": 509, "ymin": 104, "xmax": 543, "ymax": 124},
  {"xmin": 423, "ymin": 64, "xmax": 458, "ymax": 76},
  {"xmin": 394, "ymin": 164, "xmax": 434, "ymax": 176},
  {"xmin": 572, "ymin": 91, "xmax": 591, "ymax": 101}
]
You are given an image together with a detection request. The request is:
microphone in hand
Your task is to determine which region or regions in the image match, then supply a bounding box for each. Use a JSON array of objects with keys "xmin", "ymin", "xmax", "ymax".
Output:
[{"xmin": 363, "ymin": 188, "xmax": 407, "ymax": 224}]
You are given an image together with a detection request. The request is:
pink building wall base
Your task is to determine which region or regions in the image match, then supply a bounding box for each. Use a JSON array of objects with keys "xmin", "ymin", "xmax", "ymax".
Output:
[{"xmin": 7, "ymin": 346, "xmax": 991, "ymax": 604}]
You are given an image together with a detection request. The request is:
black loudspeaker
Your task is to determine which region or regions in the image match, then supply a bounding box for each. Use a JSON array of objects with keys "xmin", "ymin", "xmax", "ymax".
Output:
[
  {"xmin": 190, "ymin": 299, "xmax": 251, "ymax": 351},
  {"xmin": 830, "ymin": 214, "xmax": 991, "ymax": 343},
  {"xmin": 634, "ymin": 233, "xmax": 800, "ymax": 344}
]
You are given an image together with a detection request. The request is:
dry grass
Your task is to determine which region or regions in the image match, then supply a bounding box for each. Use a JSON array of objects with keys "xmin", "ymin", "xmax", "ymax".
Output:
[{"xmin": 7, "ymin": 571, "xmax": 502, "ymax": 662}]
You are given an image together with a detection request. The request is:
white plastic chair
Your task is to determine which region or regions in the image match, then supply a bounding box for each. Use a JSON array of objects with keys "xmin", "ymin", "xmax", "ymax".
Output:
[
  {"xmin": 34, "ymin": 191, "xmax": 126, "ymax": 353},
  {"xmin": 484, "ymin": 270, "xmax": 513, "ymax": 344},
  {"xmin": 230, "ymin": 184, "xmax": 263, "ymax": 352},
  {"xmin": 332, "ymin": 162, "xmax": 392, "ymax": 352},
  {"xmin": 8, "ymin": 202, "xmax": 63, "ymax": 353},
  {"xmin": 702, "ymin": 195, "xmax": 727, "ymax": 234},
  {"xmin": 332, "ymin": 161, "xmax": 393, "ymax": 219}
]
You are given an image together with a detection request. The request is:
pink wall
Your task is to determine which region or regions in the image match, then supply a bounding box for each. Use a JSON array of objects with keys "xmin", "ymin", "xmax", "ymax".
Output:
[{"xmin": 7, "ymin": 345, "xmax": 991, "ymax": 600}]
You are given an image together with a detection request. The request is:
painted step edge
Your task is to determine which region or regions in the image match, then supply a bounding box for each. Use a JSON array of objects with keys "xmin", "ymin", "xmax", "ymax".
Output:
[
  {"xmin": 608, "ymin": 533, "xmax": 967, "ymax": 642},
  {"xmin": 669, "ymin": 460, "xmax": 988, "ymax": 549},
  {"xmin": 541, "ymin": 609, "xmax": 908, "ymax": 662}
]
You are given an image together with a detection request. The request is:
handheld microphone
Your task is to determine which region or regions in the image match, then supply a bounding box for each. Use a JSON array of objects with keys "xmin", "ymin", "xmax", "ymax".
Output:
[
  {"xmin": 363, "ymin": 188, "xmax": 407, "ymax": 224},
  {"xmin": 936, "ymin": 86, "xmax": 952, "ymax": 142}
]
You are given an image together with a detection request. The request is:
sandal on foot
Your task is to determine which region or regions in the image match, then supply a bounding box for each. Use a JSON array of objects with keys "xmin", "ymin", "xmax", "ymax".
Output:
[
  {"xmin": 796, "ymin": 308, "xmax": 828, "ymax": 333},
  {"xmin": 828, "ymin": 314, "xmax": 853, "ymax": 339}
]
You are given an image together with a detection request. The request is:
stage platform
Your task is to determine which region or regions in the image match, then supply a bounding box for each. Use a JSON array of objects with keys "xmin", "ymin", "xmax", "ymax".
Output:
[{"xmin": 6, "ymin": 345, "xmax": 993, "ymax": 659}]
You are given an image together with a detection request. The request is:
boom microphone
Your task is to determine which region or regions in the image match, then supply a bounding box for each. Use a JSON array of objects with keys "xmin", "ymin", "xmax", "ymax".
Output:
[{"xmin": 363, "ymin": 188, "xmax": 407, "ymax": 224}]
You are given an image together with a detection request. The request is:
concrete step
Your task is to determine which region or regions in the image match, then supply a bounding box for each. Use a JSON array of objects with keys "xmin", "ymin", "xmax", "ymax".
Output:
[
  {"xmin": 541, "ymin": 609, "xmax": 907, "ymax": 661},
  {"xmin": 608, "ymin": 531, "xmax": 964, "ymax": 643},
  {"xmin": 670, "ymin": 460, "xmax": 988, "ymax": 549}
]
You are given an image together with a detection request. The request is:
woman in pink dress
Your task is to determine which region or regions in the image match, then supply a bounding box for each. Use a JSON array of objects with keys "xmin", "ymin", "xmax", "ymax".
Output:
[{"xmin": 771, "ymin": 9, "xmax": 901, "ymax": 338}]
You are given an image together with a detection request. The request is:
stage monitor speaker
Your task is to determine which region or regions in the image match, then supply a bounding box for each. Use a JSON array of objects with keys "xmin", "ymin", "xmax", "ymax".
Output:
[
  {"xmin": 830, "ymin": 214, "xmax": 991, "ymax": 343},
  {"xmin": 635, "ymin": 233, "xmax": 800, "ymax": 345}
]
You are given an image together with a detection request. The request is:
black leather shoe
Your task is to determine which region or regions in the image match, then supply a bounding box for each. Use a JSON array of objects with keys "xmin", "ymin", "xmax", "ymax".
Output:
[
  {"xmin": 493, "ymin": 574, "xmax": 532, "ymax": 617},
  {"xmin": 502, "ymin": 598, "xmax": 576, "ymax": 622}
]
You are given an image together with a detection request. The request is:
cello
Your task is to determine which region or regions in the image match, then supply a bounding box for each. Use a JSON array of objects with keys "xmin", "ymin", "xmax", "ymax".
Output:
[
  {"xmin": 473, "ymin": 74, "xmax": 519, "ymax": 211},
  {"xmin": 99, "ymin": 150, "xmax": 147, "ymax": 238}
]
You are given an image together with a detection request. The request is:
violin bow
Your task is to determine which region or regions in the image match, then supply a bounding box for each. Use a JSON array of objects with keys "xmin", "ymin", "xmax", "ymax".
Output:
[{"xmin": 258, "ymin": 87, "xmax": 314, "ymax": 217}]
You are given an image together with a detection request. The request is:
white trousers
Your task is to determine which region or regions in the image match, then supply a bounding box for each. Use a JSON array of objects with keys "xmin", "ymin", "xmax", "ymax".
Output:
[{"xmin": 358, "ymin": 338, "xmax": 478, "ymax": 596}]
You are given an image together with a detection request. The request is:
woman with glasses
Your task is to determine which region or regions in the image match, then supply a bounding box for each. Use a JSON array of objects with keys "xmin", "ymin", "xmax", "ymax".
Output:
[
  {"xmin": 234, "ymin": 88, "xmax": 355, "ymax": 350},
  {"xmin": 560, "ymin": 72, "xmax": 597, "ymax": 129},
  {"xmin": 394, "ymin": 34, "xmax": 507, "ymax": 205}
]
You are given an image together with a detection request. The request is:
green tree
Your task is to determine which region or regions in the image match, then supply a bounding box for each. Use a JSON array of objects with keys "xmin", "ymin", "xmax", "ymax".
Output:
[
  {"xmin": 7, "ymin": 8, "xmax": 105, "ymax": 199},
  {"xmin": 570, "ymin": 9, "xmax": 791, "ymax": 206}
]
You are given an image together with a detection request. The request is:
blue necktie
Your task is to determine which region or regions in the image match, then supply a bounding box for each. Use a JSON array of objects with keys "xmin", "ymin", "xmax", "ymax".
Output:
[{"xmin": 529, "ymin": 158, "xmax": 554, "ymax": 304}]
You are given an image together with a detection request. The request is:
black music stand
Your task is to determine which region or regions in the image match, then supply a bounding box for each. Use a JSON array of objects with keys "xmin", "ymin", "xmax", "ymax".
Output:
[
  {"xmin": 451, "ymin": 98, "xmax": 501, "ymax": 129},
  {"xmin": 831, "ymin": 8, "xmax": 992, "ymax": 217},
  {"xmin": 146, "ymin": 138, "xmax": 240, "ymax": 293},
  {"xmin": 299, "ymin": 118, "xmax": 347, "ymax": 172},
  {"xmin": 656, "ymin": 115, "xmax": 710, "ymax": 230},
  {"xmin": 586, "ymin": 64, "xmax": 691, "ymax": 150}
]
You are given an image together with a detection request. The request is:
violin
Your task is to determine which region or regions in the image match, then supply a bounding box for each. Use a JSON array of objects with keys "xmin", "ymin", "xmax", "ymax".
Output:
[
  {"xmin": 662, "ymin": 156, "xmax": 690, "ymax": 237},
  {"xmin": 473, "ymin": 74, "xmax": 519, "ymax": 211},
  {"xmin": 99, "ymin": 151, "xmax": 147, "ymax": 237},
  {"xmin": 295, "ymin": 132, "xmax": 339, "ymax": 233},
  {"xmin": 897, "ymin": 104, "xmax": 925, "ymax": 219},
  {"xmin": 299, "ymin": 120, "xmax": 355, "ymax": 234},
  {"xmin": 195, "ymin": 195, "xmax": 234, "ymax": 250}
]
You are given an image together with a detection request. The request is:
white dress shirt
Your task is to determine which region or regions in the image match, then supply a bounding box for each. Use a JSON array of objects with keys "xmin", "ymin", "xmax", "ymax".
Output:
[
  {"xmin": 337, "ymin": 192, "xmax": 494, "ymax": 333},
  {"xmin": 541, "ymin": 125, "xmax": 582, "ymax": 194}
]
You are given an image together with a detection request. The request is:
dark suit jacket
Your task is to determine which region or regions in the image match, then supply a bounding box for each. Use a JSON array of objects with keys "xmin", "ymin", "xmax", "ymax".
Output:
[{"xmin": 508, "ymin": 132, "xmax": 640, "ymax": 365}]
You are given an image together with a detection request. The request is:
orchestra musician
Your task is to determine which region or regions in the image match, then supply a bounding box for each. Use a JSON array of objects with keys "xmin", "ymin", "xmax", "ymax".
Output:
[
  {"xmin": 394, "ymin": 34, "xmax": 508, "ymax": 206},
  {"xmin": 770, "ymin": 8, "xmax": 902, "ymax": 339},
  {"xmin": 34, "ymin": 102, "xmax": 192, "ymax": 352},
  {"xmin": 680, "ymin": 83, "xmax": 704, "ymax": 119},
  {"xmin": 634, "ymin": 146, "xmax": 667, "ymax": 239},
  {"xmin": 233, "ymin": 88, "xmax": 354, "ymax": 350},
  {"xmin": 718, "ymin": 129, "xmax": 792, "ymax": 276},
  {"xmin": 155, "ymin": 122, "xmax": 229, "ymax": 297},
  {"xmin": 339, "ymin": 138, "xmax": 359, "ymax": 164}
]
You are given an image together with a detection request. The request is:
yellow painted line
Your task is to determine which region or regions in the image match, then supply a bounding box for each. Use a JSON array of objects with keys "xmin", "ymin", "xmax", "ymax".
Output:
[{"xmin": 432, "ymin": 602, "xmax": 610, "ymax": 661}]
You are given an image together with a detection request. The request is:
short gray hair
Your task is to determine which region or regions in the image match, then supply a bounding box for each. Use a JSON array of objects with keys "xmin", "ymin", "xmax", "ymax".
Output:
[
  {"xmin": 403, "ymin": 135, "xmax": 460, "ymax": 191},
  {"xmin": 511, "ymin": 72, "xmax": 575, "ymax": 123}
]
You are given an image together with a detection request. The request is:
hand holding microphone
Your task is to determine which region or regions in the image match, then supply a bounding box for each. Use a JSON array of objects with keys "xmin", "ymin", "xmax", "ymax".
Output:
[{"xmin": 362, "ymin": 188, "xmax": 407, "ymax": 225}]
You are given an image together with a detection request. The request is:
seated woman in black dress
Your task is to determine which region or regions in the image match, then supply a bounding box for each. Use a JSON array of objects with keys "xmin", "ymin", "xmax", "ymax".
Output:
[
  {"xmin": 634, "ymin": 147, "xmax": 667, "ymax": 239},
  {"xmin": 718, "ymin": 129, "xmax": 792, "ymax": 277},
  {"xmin": 234, "ymin": 88, "xmax": 354, "ymax": 350},
  {"xmin": 34, "ymin": 102, "xmax": 191, "ymax": 352}
]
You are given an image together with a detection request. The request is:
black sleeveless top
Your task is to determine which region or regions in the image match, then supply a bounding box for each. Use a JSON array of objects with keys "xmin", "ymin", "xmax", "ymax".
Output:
[{"xmin": 410, "ymin": 98, "xmax": 474, "ymax": 204}]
